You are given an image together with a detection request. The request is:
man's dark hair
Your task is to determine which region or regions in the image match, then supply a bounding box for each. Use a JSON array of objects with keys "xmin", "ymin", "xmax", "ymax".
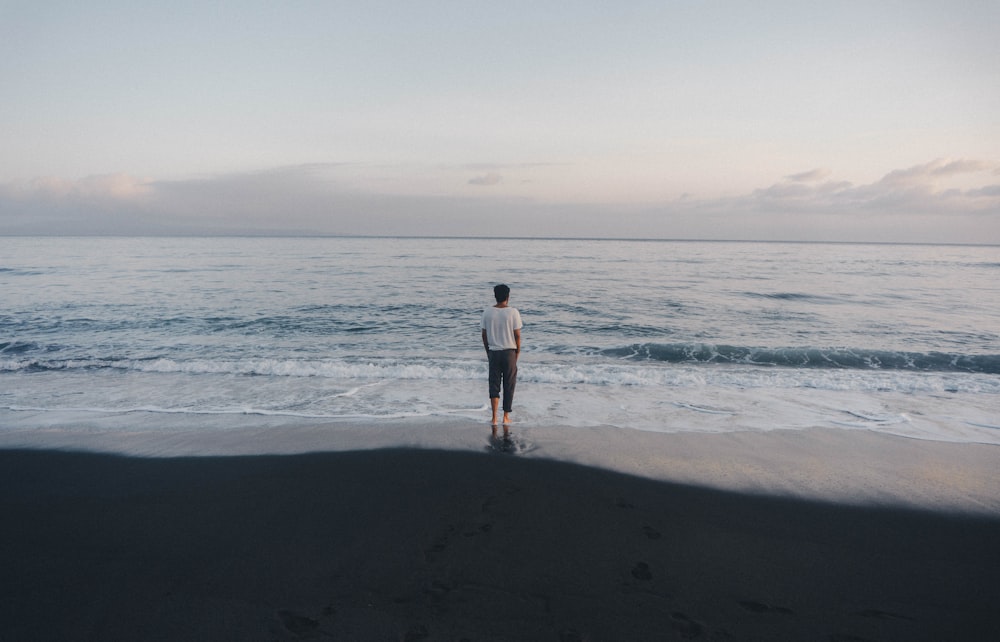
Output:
[{"xmin": 494, "ymin": 283, "xmax": 510, "ymax": 303}]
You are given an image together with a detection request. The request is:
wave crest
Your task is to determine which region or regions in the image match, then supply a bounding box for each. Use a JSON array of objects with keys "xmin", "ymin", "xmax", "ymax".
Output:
[{"xmin": 600, "ymin": 343, "xmax": 1000, "ymax": 374}]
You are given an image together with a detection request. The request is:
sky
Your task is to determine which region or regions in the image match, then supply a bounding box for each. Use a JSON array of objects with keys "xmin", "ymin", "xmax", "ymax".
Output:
[{"xmin": 1, "ymin": 1, "xmax": 998, "ymax": 242}]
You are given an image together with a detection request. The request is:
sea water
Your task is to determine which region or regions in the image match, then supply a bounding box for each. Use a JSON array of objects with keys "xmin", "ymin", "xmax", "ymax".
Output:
[{"xmin": 2, "ymin": 237, "xmax": 998, "ymax": 448}]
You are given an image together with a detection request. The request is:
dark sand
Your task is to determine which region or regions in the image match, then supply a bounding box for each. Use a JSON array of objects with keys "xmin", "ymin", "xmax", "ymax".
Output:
[{"xmin": 2, "ymin": 447, "xmax": 999, "ymax": 641}]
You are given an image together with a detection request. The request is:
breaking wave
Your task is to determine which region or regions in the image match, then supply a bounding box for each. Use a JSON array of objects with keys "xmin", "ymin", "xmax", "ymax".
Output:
[
  {"xmin": 3, "ymin": 350, "xmax": 998, "ymax": 396},
  {"xmin": 600, "ymin": 343, "xmax": 1000, "ymax": 375}
]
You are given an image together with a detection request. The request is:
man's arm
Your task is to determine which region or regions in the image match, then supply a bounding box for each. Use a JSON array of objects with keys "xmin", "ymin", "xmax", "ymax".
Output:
[
  {"xmin": 514, "ymin": 328, "xmax": 521, "ymax": 360},
  {"xmin": 482, "ymin": 328, "xmax": 490, "ymax": 353}
]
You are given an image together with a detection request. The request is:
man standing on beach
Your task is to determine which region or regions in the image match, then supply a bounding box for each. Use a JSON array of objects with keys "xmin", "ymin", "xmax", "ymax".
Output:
[{"xmin": 481, "ymin": 284, "xmax": 522, "ymax": 434}]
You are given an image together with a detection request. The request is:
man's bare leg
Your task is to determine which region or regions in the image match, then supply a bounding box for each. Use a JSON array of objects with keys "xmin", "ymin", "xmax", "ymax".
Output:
[
  {"xmin": 490, "ymin": 397, "xmax": 500, "ymax": 434},
  {"xmin": 502, "ymin": 411, "xmax": 511, "ymax": 437}
]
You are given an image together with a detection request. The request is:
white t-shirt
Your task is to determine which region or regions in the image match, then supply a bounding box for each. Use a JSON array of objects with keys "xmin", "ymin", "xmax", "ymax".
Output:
[{"xmin": 481, "ymin": 306, "xmax": 523, "ymax": 351}]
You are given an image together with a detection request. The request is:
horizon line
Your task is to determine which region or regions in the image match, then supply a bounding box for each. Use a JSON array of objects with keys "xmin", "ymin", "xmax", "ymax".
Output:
[{"xmin": 1, "ymin": 233, "xmax": 998, "ymax": 248}]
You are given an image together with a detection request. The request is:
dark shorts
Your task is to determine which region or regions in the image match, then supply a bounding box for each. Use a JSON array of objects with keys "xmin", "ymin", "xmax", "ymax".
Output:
[{"xmin": 488, "ymin": 349, "xmax": 518, "ymax": 413}]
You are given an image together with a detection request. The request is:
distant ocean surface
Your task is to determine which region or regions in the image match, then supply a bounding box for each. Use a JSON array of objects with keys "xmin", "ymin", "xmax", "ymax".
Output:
[{"xmin": 2, "ymin": 237, "xmax": 999, "ymax": 446}]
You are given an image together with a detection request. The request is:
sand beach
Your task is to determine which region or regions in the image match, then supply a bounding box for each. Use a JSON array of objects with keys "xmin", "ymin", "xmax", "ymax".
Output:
[{"xmin": 2, "ymin": 424, "xmax": 999, "ymax": 641}]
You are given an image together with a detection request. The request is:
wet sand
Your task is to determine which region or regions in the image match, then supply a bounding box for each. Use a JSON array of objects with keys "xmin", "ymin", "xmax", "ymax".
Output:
[{"xmin": 2, "ymin": 438, "xmax": 999, "ymax": 641}]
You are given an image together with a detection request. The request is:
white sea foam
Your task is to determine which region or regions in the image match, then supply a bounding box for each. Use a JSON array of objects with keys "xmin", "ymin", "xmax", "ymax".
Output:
[
  {"xmin": 5, "ymin": 354, "xmax": 999, "ymax": 395},
  {"xmin": 2, "ymin": 364, "xmax": 998, "ymax": 446}
]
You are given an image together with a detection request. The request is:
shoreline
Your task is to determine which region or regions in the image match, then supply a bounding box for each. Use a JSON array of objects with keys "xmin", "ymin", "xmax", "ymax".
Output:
[
  {"xmin": 2, "ymin": 420, "xmax": 999, "ymax": 514},
  {"xmin": 2, "ymin": 446, "xmax": 998, "ymax": 641}
]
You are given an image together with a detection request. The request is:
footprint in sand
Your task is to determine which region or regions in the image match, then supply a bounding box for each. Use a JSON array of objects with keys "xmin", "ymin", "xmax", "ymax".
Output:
[
  {"xmin": 643, "ymin": 525, "xmax": 662, "ymax": 539},
  {"xmin": 461, "ymin": 521, "xmax": 492, "ymax": 538},
  {"xmin": 738, "ymin": 600, "xmax": 794, "ymax": 615},
  {"xmin": 425, "ymin": 530, "xmax": 452, "ymax": 561},
  {"xmin": 277, "ymin": 610, "xmax": 321, "ymax": 636},
  {"xmin": 738, "ymin": 601, "xmax": 768, "ymax": 613},
  {"xmin": 852, "ymin": 608, "xmax": 914, "ymax": 621},
  {"xmin": 631, "ymin": 561, "xmax": 653, "ymax": 581},
  {"xmin": 670, "ymin": 612, "xmax": 704, "ymax": 639},
  {"xmin": 427, "ymin": 537, "xmax": 447, "ymax": 554},
  {"xmin": 423, "ymin": 580, "xmax": 451, "ymax": 604},
  {"xmin": 404, "ymin": 624, "xmax": 430, "ymax": 641}
]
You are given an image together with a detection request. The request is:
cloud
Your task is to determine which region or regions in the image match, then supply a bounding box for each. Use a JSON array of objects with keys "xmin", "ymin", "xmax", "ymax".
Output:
[
  {"xmin": 1, "ymin": 159, "xmax": 997, "ymax": 242},
  {"xmin": 784, "ymin": 168, "xmax": 831, "ymax": 183},
  {"xmin": 747, "ymin": 158, "xmax": 1000, "ymax": 215},
  {"xmin": 5, "ymin": 173, "xmax": 153, "ymax": 202},
  {"xmin": 468, "ymin": 172, "xmax": 503, "ymax": 186},
  {"xmin": 461, "ymin": 162, "xmax": 568, "ymax": 171},
  {"xmin": 879, "ymin": 158, "xmax": 995, "ymax": 185},
  {"xmin": 968, "ymin": 185, "xmax": 1000, "ymax": 198},
  {"xmin": 752, "ymin": 179, "xmax": 853, "ymax": 202},
  {"xmin": 0, "ymin": 173, "xmax": 166, "ymax": 235}
]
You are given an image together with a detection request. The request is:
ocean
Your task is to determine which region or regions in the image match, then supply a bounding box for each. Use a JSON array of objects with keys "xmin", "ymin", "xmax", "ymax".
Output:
[{"xmin": 2, "ymin": 237, "xmax": 998, "ymax": 448}]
